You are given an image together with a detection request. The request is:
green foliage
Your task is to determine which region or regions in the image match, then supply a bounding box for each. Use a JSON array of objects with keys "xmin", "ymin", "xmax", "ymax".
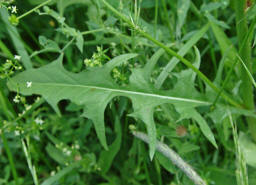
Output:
[{"xmin": 1, "ymin": 0, "xmax": 256, "ymax": 184}]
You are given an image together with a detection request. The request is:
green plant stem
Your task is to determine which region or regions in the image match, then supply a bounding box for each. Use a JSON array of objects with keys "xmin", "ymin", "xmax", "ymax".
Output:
[
  {"xmin": 235, "ymin": 0, "xmax": 256, "ymax": 142},
  {"xmin": 17, "ymin": 0, "xmax": 52, "ymax": 20},
  {"xmin": 154, "ymin": 0, "xmax": 159, "ymax": 38},
  {"xmin": 212, "ymin": 59, "xmax": 239, "ymax": 107},
  {"xmin": 14, "ymin": 98, "xmax": 45, "ymax": 122},
  {"xmin": 100, "ymin": 0, "xmax": 242, "ymax": 109},
  {"xmin": 160, "ymin": 0, "xmax": 173, "ymax": 39},
  {"xmin": 1, "ymin": 87, "xmax": 42, "ymax": 184},
  {"xmin": 0, "ymin": 89, "xmax": 19, "ymax": 185},
  {"xmin": 61, "ymin": 37, "xmax": 75, "ymax": 52},
  {"xmin": 1, "ymin": 132, "xmax": 19, "ymax": 185},
  {"xmin": 228, "ymin": 113, "xmax": 249, "ymax": 185},
  {"xmin": 154, "ymin": 159, "xmax": 163, "ymax": 185},
  {"xmin": 81, "ymin": 28, "xmax": 105, "ymax": 35},
  {"xmin": 0, "ymin": 39, "xmax": 13, "ymax": 58},
  {"xmin": 21, "ymin": 138, "xmax": 39, "ymax": 185}
]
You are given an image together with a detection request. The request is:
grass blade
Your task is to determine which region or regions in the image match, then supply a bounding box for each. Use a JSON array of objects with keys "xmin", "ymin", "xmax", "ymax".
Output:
[
  {"xmin": 41, "ymin": 163, "xmax": 79, "ymax": 185},
  {"xmin": 236, "ymin": 54, "xmax": 256, "ymax": 88},
  {"xmin": 155, "ymin": 23, "xmax": 210, "ymax": 89},
  {"xmin": 0, "ymin": 8, "xmax": 32, "ymax": 69}
]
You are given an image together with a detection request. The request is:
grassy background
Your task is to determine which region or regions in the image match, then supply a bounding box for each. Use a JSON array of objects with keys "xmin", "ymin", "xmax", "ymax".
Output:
[{"xmin": 1, "ymin": 0, "xmax": 256, "ymax": 184}]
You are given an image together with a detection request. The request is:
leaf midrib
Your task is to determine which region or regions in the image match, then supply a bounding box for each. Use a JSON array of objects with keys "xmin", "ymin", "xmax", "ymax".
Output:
[{"xmin": 31, "ymin": 82, "xmax": 210, "ymax": 105}]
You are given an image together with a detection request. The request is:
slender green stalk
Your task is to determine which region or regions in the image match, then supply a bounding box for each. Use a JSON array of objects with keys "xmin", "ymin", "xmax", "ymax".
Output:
[
  {"xmin": 100, "ymin": 0, "xmax": 242, "ymax": 108},
  {"xmin": 208, "ymin": 33, "xmax": 217, "ymax": 73},
  {"xmin": 237, "ymin": 54, "xmax": 256, "ymax": 88},
  {"xmin": 0, "ymin": 89, "xmax": 19, "ymax": 185},
  {"xmin": 61, "ymin": 37, "xmax": 75, "ymax": 52},
  {"xmin": 17, "ymin": 0, "xmax": 52, "ymax": 20},
  {"xmin": 81, "ymin": 28, "xmax": 105, "ymax": 35},
  {"xmin": 160, "ymin": 0, "xmax": 173, "ymax": 39},
  {"xmin": 21, "ymin": 138, "xmax": 39, "ymax": 185},
  {"xmin": 154, "ymin": 0, "xmax": 158, "ymax": 38},
  {"xmin": 1, "ymin": 132, "xmax": 19, "ymax": 185},
  {"xmin": 212, "ymin": 58, "xmax": 239, "ymax": 107},
  {"xmin": 0, "ymin": 39, "xmax": 13, "ymax": 58},
  {"xmin": 228, "ymin": 113, "xmax": 249, "ymax": 185},
  {"xmin": 0, "ymin": 8, "xmax": 33, "ymax": 69},
  {"xmin": 154, "ymin": 159, "xmax": 163, "ymax": 185},
  {"xmin": 14, "ymin": 98, "xmax": 45, "ymax": 122},
  {"xmin": 235, "ymin": 0, "xmax": 256, "ymax": 142}
]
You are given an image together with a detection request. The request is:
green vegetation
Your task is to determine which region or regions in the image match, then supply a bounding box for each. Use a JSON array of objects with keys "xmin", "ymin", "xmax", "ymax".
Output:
[{"xmin": 1, "ymin": 0, "xmax": 256, "ymax": 184}]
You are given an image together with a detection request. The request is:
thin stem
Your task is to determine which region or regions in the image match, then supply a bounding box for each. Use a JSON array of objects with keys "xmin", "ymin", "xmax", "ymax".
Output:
[
  {"xmin": 160, "ymin": 0, "xmax": 173, "ymax": 39},
  {"xmin": 235, "ymin": 0, "xmax": 256, "ymax": 142},
  {"xmin": 154, "ymin": 0, "xmax": 158, "ymax": 38},
  {"xmin": 132, "ymin": 131, "xmax": 207, "ymax": 185},
  {"xmin": 100, "ymin": 0, "xmax": 242, "ymax": 108},
  {"xmin": 1, "ymin": 132, "xmax": 19, "ymax": 185},
  {"xmin": 0, "ymin": 88, "xmax": 19, "ymax": 185},
  {"xmin": 81, "ymin": 28, "xmax": 105, "ymax": 35},
  {"xmin": 17, "ymin": 0, "xmax": 52, "ymax": 20},
  {"xmin": 0, "ymin": 39, "xmax": 13, "ymax": 58},
  {"xmin": 228, "ymin": 112, "xmax": 249, "ymax": 185},
  {"xmin": 154, "ymin": 159, "xmax": 163, "ymax": 185},
  {"xmin": 212, "ymin": 58, "xmax": 238, "ymax": 107},
  {"xmin": 21, "ymin": 138, "xmax": 39, "ymax": 185},
  {"xmin": 61, "ymin": 37, "xmax": 75, "ymax": 52},
  {"xmin": 14, "ymin": 98, "xmax": 45, "ymax": 122}
]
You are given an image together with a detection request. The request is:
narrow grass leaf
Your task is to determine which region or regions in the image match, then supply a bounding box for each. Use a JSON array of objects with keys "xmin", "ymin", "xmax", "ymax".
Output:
[
  {"xmin": 0, "ymin": 8, "xmax": 32, "ymax": 69},
  {"xmin": 41, "ymin": 163, "xmax": 79, "ymax": 185},
  {"xmin": 201, "ymin": 2, "xmax": 222, "ymax": 12},
  {"xmin": 176, "ymin": 0, "xmax": 190, "ymax": 38},
  {"xmin": 206, "ymin": 13, "xmax": 230, "ymax": 29},
  {"xmin": 144, "ymin": 48, "xmax": 166, "ymax": 80},
  {"xmin": 228, "ymin": 113, "xmax": 249, "ymax": 185},
  {"xmin": 237, "ymin": 54, "xmax": 256, "ymax": 88},
  {"xmin": 155, "ymin": 23, "xmax": 209, "ymax": 89},
  {"xmin": 239, "ymin": 133, "xmax": 256, "ymax": 168},
  {"xmin": 210, "ymin": 21, "xmax": 237, "ymax": 68}
]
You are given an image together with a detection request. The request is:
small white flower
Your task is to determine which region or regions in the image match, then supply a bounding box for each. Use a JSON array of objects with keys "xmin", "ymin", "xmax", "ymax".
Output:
[
  {"xmin": 35, "ymin": 117, "xmax": 44, "ymax": 125},
  {"xmin": 50, "ymin": 171, "xmax": 56, "ymax": 176},
  {"xmin": 14, "ymin": 55, "xmax": 21, "ymax": 60},
  {"xmin": 11, "ymin": 6, "xmax": 17, "ymax": 14},
  {"xmin": 66, "ymin": 150, "xmax": 71, "ymax": 156},
  {"xmin": 35, "ymin": 97, "xmax": 40, "ymax": 102},
  {"xmin": 25, "ymin": 105, "xmax": 31, "ymax": 111},
  {"xmin": 13, "ymin": 95, "xmax": 20, "ymax": 103},
  {"xmin": 75, "ymin": 144, "xmax": 80, "ymax": 149},
  {"xmin": 14, "ymin": 130, "xmax": 20, "ymax": 136},
  {"xmin": 26, "ymin": 81, "xmax": 32, "ymax": 88}
]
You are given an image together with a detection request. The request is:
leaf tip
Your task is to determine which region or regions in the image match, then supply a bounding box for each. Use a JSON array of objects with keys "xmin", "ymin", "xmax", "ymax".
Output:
[{"xmin": 149, "ymin": 150, "xmax": 155, "ymax": 161}]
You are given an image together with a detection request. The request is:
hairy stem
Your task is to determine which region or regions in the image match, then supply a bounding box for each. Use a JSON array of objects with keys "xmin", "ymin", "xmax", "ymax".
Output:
[
  {"xmin": 132, "ymin": 131, "xmax": 206, "ymax": 185},
  {"xmin": 235, "ymin": 0, "xmax": 256, "ymax": 142}
]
